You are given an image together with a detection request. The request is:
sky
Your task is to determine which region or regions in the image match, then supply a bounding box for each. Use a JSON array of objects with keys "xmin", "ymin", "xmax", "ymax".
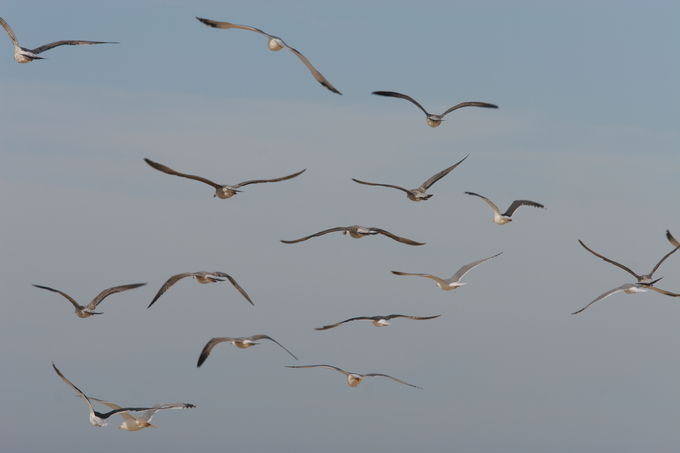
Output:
[{"xmin": 1, "ymin": 1, "xmax": 679, "ymax": 452}]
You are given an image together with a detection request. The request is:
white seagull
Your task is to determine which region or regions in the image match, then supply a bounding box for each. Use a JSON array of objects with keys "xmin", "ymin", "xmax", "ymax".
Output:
[
  {"xmin": 0, "ymin": 17, "xmax": 116, "ymax": 63},
  {"xmin": 667, "ymin": 230, "xmax": 679, "ymax": 248},
  {"xmin": 286, "ymin": 365, "xmax": 421, "ymax": 389},
  {"xmin": 315, "ymin": 314, "xmax": 440, "ymax": 330},
  {"xmin": 281, "ymin": 225, "xmax": 425, "ymax": 246},
  {"xmin": 391, "ymin": 252, "xmax": 502, "ymax": 291},
  {"xmin": 147, "ymin": 271, "xmax": 253, "ymax": 308},
  {"xmin": 34, "ymin": 282, "xmax": 146, "ymax": 318},
  {"xmin": 578, "ymin": 239, "xmax": 680, "ymax": 289},
  {"xmin": 89, "ymin": 398, "xmax": 195, "ymax": 431},
  {"xmin": 196, "ymin": 17, "xmax": 341, "ymax": 95},
  {"xmin": 465, "ymin": 192, "xmax": 546, "ymax": 224},
  {"xmin": 197, "ymin": 335, "xmax": 298, "ymax": 367},
  {"xmin": 572, "ymin": 283, "xmax": 650, "ymax": 315},
  {"xmin": 372, "ymin": 91, "xmax": 497, "ymax": 127},
  {"xmin": 352, "ymin": 154, "xmax": 468, "ymax": 201},
  {"xmin": 52, "ymin": 363, "xmax": 174, "ymax": 427},
  {"xmin": 144, "ymin": 158, "xmax": 305, "ymax": 199}
]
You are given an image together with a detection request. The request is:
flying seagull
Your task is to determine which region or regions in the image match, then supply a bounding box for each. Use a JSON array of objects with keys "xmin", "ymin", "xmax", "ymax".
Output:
[
  {"xmin": 315, "ymin": 314, "xmax": 441, "ymax": 330},
  {"xmin": 667, "ymin": 230, "xmax": 679, "ymax": 248},
  {"xmin": 464, "ymin": 192, "xmax": 546, "ymax": 224},
  {"xmin": 572, "ymin": 283, "xmax": 650, "ymax": 315},
  {"xmin": 391, "ymin": 252, "xmax": 502, "ymax": 291},
  {"xmin": 52, "ymin": 363, "xmax": 168, "ymax": 427},
  {"xmin": 147, "ymin": 271, "xmax": 253, "ymax": 308},
  {"xmin": 281, "ymin": 225, "xmax": 424, "ymax": 246},
  {"xmin": 33, "ymin": 283, "xmax": 146, "ymax": 318},
  {"xmin": 0, "ymin": 17, "xmax": 116, "ymax": 63},
  {"xmin": 144, "ymin": 158, "xmax": 305, "ymax": 199},
  {"xmin": 372, "ymin": 91, "xmax": 497, "ymax": 128},
  {"xmin": 196, "ymin": 17, "xmax": 341, "ymax": 95},
  {"xmin": 578, "ymin": 239, "xmax": 680, "ymax": 289},
  {"xmin": 352, "ymin": 154, "xmax": 468, "ymax": 201},
  {"xmin": 286, "ymin": 365, "xmax": 421, "ymax": 389},
  {"xmin": 89, "ymin": 398, "xmax": 195, "ymax": 431},
  {"xmin": 197, "ymin": 335, "xmax": 298, "ymax": 367}
]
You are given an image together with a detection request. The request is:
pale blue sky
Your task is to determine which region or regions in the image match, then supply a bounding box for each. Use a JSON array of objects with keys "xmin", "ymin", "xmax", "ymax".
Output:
[{"xmin": 1, "ymin": 1, "xmax": 679, "ymax": 452}]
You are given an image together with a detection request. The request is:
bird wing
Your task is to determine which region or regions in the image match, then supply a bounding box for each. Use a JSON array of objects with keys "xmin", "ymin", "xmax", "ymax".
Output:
[
  {"xmin": 249, "ymin": 335, "xmax": 298, "ymax": 360},
  {"xmin": 137, "ymin": 403, "xmax": 196, "ymax": 423},
  {"xmin": 52, "ymin": 363, "xmax": 98, "ymax": 420},
  {"xmin": 646, "ymin": 286, "xmax": 680, "ymax": 297},
  {"xmin": 314, "ymin": 316, "xmax": 375, "ymax": 330},
  {"xmin": 284, "ymin": 46, "xmax": 341, "ymax": 94},
  {"xmin": 0, "ymin": 17, "xmax": 20, "ymax": 49},
  {"xmin": 372, "ymin": 228, "xmax": 425, "ymax": 246},
  {"xmin": 391, "ymin": 271, "xmax": 449, "ymax": 286},
  {"xmin": 197, "ymin": 337, "xmax": 235, "ymax": 367},
  {"xmin": 87, "ymin": 283, "xmax": 146, "ymax": 311},
  {"xmin": 89, "ymin": 398, "xmax": 138, "ymax": 424},
  {"xmin": 648, "ymin": 245, "xmax": 680, "ymax": 277},
  {"xmin": 503, "ymin": 199, "xmax": 546, "ymax": 217},
  {"xmin": 232, "ymin": 169, "xmax": 306, "ymax": 189},
  {"xmin": 372, "ymin": 91, "xmax": 430, "ymax": 115},
  {"xmin": 386, "ymin": 314, "xmax": 441, "ymax": 321},
  {"xmin": 34, "ymin": 284, "xmax": 82, "ymax": 311},
  {"xmin": 419, "ymin": 154, "xmax": 469, "ymax": 191},
  {"xmin": 363, "ymin": 373, "xmax": 422, "ymax": 389},
  {"xmin": 571, "ymin": 283, "xmax": 641, "ymax": 314},
  {"xmin": 148, "ymin": 273, "xmax": 197, "ymax": 308},
  {"xmin": 196, "ymin": 17, "xmax": 274, "ymax": 37},
  {"xmin": 29, "ymin": 40, "xmax": 116, "ymax": 55},
  {"xmin": 144, "ymin": 158, "xmax": 223, "ymax": 190},
  {"xmin": 578, "ymin": 240, "xmax": 641, "ymax": 280},
  {"xmin": 210, "ymin": 272, "xmax": 254, "ymax": 305},
  {"xmin": 286, "ymin": 364, "xmax": 349, "ymax": 377},
  {"xmin": 351, "ymin": 178, "xmax": 412, "ymax": 195},
  {"xmin": 440, "ymin": 102, "xmax": 499, "ymax": 118},
  {"xmin": 464, "ymin": 192, "xmax": 502, "ymax": 217},
  {"xmin": 667, "ymin": 230, "xmax": 680, "ymax": 248},
  {"xmin": 280, "ymin": 226, "xmax": 348, "ymax": 244},
  {"xmin": 450, "ymin": 252, "xmax": 503, "ymax": 282}
]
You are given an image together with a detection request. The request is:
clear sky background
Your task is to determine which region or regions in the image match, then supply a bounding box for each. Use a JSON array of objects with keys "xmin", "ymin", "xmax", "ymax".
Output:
[{"xmin": 1, "ymin": 1, "xmax": 679, "ymax": 452}]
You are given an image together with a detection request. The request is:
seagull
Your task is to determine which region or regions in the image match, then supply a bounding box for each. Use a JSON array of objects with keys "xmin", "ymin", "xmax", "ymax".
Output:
[
  {"xmin": 147, "ymin": 271, "xmax": 253, "ymax": 309},
  {"xmin": 315, "ymin": 314, "xmax": 440, "ymax": 330},
  {"xmin": 144, "ymin": 158, "xmax": 305, "ymax": 199},
  {"xmin": 352, "ymin": 154, "xmax": 468, "ymax": 201},
  {"xmin": 196, "ymin": 17, "xmax": 341, "ymax": 95},
  {"xmin": 391, "ymin": 252, "xmax": 502, "ymax": 291},
  {"xmin": 578, "ymin": 239, "xmax": 680, "ymax": 289},
  {"xmin": 33, "ymin": 283, "xmax": 146, "ymax": 318},
  {"xmin": 572, "ymin": 283, "xmax": 649, "ymax": 314},
  {"xmin": 286, "ymin": 365, "xmax": 421, "ymax": 389},
  {"xmin": 0, "ymin": 17, "xmax": 116, "ymax": 63},
  {"xmin": 52, "ymin": 363, "xmax": 165, "ymax": 427},
  {"xmin": 667, "ymin": 230, "xmax": 679, "ymax": 248},
  {"xmin": 197, "ymin": 335, "xmax": 298, "ymax": 367},
  {"xmin": 281, "ymin": 225, "xmax": 424, "ymax": 246},
  {"xmin": 464, "ymin": 192, "xmax": 546, "ymax": 224},
  {"xmin": 88, "ymin": 398, "xmax": 195, "ymax": 431},
  {"xmin": 372, "ymin": 91, "xmax": 497, "ymax": 128}
]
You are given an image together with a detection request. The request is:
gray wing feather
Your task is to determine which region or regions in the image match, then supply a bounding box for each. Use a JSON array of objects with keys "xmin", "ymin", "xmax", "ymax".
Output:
[
  {"xmin": 503, "ymin": 199, "xmax": 546, "ymax": 217},
  {"xmin": 248, "ymin": 335, "xmax": 298, "ymax": 360},
  {"xmin": 440, "ymin": 102, "xmax": 498, "ymax": 118},
  {"xmin": 450, "ymin": 253, "xmax": 502, "ymax": 282},
  {"xmin": 281, "ymin": 227, "xmax": 348, "ymax": 244},
  {"xmin": 87, "ymin": 283, "xmax": 146, "ymax": 311},
  {"xmin": 232, "ymin": 169, "xmax": 306, "ymax": 189},
  {"xmin": 372, "ymin": 91, "xmax": 430, "ymax": 115},
  {"xmin": 419, "ymin": 154, "xmax": 469, "ymax": 191},
  {"xmin": 372, "ymin": 228, "xmax": 425, "ymax": 246},
  {"xmin": 34, "ymin": 284, "xmax": 82, "ymax": 310},
  {"xmin": 144, "ymin": 158, "xmax": 223, "ymax": 190},
  {"xmin": 30, "ymin": 40, "xmax": 116, "ymax": 55},
  {"xmin": 578, "ymin": 240, "xmax": 640, "ymax": 280},
  {"xmin": 572, "ymin": 283, "xmax": 640, "ymax": 315},
  {"xmin": 197, "ymin": 337, "xmax": 235, "ymax": 367}
]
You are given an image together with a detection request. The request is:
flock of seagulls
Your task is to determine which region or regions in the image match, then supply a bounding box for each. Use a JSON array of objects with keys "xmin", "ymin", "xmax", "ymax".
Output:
[{"xmin": 6, "ymin": 11, "xmax": 676, "ymax": 431}]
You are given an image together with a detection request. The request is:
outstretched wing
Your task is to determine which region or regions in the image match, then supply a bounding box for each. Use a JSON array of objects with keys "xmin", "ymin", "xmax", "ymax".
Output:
[
  {"xmin": 284, "ymin": 46, "xmax": 341, "ymax": 94},
  {"xmin": 419, "ymin": 154, "xmax": 469, "ymax": 191},
  {"xmin": 232, "ymin": 169, "xmax": 306, "ymax": 189},
  {"xmin": 314, "ymin": 316, "xmax": 375, "ymax": 330},
  {"xmin": 648, "ymin": 245, "xmax": 680, "ymax": 277},
  {"xmin": 0, "ymin": 17, "xmax": 20, "ymax": 48},
  {"xmin": 391, "ymin": 271, "xmax": 448, "ymax": 286},
  {"xmin": 351, "ymin": 178, "xmax": 411, "ymax": 195},
  {"xmin": 34, "ymin": 284, "xmax": 81, "ymax": 311},
  {"xmin": 646, "ymin": 286, "xmax": 680, "ymax": 297},
  {"xmin": 87, "ymin": 283, "xmax": 146, "ymax": 311},
  {"xmin": 286, "ymin": 364, "xmax": 349, "ymax": 377},
  {"xmin": 503, "ymin": 199, "xmax": 546, "ymax": 217},
  {"xmin": 249, "ymin": 335, "xmax": 298, "ymax": 360},
  {"xmin": 464, "ymin": 192, "xmax": 502, "ymax": 217},
  {"xmin": 667, "ymin": 230, "xmax": 680, "ymax": 248},
  {"xmin": 280, "ymin": 227, "xmax": 348, "ymax": 244},
  {"xmin": 197, "ymin": 337, "xmax": 235, "ymax": 367},
  {"xmin": 372, "ymin": 91, "xmax": 430, "ymax": 115},
  {"xmin": 387, "ymin": 314, "xmax": 441, "ymax": 321},
  {"xmin": 450, "ymin": 253, "xmax": 502, "ymax": 282},
  {"xmin": 572, "ymin": 283, "xmax": 641, "ymax": 315},
  {"xmin": 148, "ymin": 273, "xmax": 196, "ymax": 308},
  {"xmin": 211, "ymin": 272, "xmax": 254, "ymax": 305},
  {"xmin": 440, "ymin": 102, "xmax": 498, "ymax": 118},
  {"xmin": 364, "ymin": 373, "xmax": 422, "ymax": 389},
  {"xmin": 372, "ymin": 228, "xmax": 425, "ymax": 246},
  {"xmin": 144, "ymin": 158, "xmax": 223, "ymax": 190},
  {"xmin": 578, "ymin": 240, "xmax": 641, "ymax": 280},
  {"xmin": 30, "ymin": 40, "xmax": 116, "ymax": 55},
  {"xmin": 196, "ymin": 17, "xmax": 275, "ymax": 38}
]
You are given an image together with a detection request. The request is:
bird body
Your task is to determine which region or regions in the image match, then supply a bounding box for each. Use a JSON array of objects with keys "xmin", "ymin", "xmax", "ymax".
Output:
[
  {"xmin": 196, "ymin": 17, "xmax": 341, "ymax": 94},
  {"xmin": 392, "ymin": 253, "xmax": 502, "ymax": 290},
  {"xmin": 465, "ymin": 192, "xmax": 545, "ymax": 224},
  {"xmin": 372, "ymin": 91, "xmax": 497, "ymax": 127},
  {"xmin": 34, "ymin": 283, "xmax": 146, "ymax": 318}
]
